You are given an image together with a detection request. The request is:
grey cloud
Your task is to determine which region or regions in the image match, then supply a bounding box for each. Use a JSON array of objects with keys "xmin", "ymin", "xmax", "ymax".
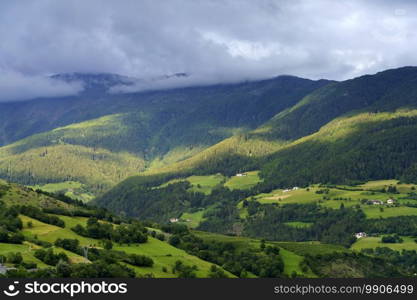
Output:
[
  {"xmin": 1, "ymin": 0, "xmax": 417, "ymax": 100},
  {"xmin": 0, "ymin": 70, "xmax": 83, "ymax": 102}
]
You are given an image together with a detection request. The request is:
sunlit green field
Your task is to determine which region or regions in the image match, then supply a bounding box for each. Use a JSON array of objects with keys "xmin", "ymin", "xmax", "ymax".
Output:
[
  {"xmin": 180, "ymin": 210, "xmax": 206, "ymax": 228},
  {"xmin": 0, "ymin": 182, "xmax": 74, "ymax": 210},
  {"xmin": 359, "ymin": 180, "xmax": 416, "ymax": 194},
  {"xmin": 159, "ymin": 174, "xmax": 225, "ymax": 195},
  {"xmin": 0, "ymin": 242, "xmax": 49, "ymax": 268},
  {"xmin": 279, "ymin": 248, "xmax": 316, "ymax": 277},
  {"xmin": 362, "ymin": 206, "xmax": 417, "ymax": 218},
  {"xmin": 284, "ymin": 221, "xmax": 313, "ymax": 228},
  {"xmin": 273, "ymin": 241, "xmax": 350, "ymax": 256},
  {"xmin": 244, "ymin": 180, "xmax": 417, "ymax": 219},
  {"xmin": 114, "ymin": 237, "xmax": 235, "ymax": 278},
  {"xmin": 20, "ymin": 215, "xmax": 98, "ymax": 247},
  {"xmin": 30, "ymin": 181, "xmax": 94, "ymax": 202},
  {"xmin": 351, "ymin": 236, "xmax": 417, "ymax": 251},
  {"xmin": 187, "ymin": 174, "xmax": 225, "ymax": 194},
  {"xmin": 224, "ymin": 171, "xmax": 262, "ymax": 190}
]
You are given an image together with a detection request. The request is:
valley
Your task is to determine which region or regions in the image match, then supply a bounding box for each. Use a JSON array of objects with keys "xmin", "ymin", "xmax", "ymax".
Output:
[{"xmin": 2, "ymin": 67, "xmax": 417, "ymax": 278}]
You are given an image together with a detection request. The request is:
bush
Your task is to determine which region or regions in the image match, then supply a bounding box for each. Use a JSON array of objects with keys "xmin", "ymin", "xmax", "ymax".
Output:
[
  {"xmin": 381, "ymin": 234, "xmax": 403, "ymax": 244},
  {"xmin": 172, "ymin": 260, "xmax": 198, "ymax": 278},
  {"xmin": 124, "ymin": 254, "xmax": 154, "ymax": 267},
  {"xmin": 156, "ymin": 233, "xmax": 165, "ymax": 241},
  {"xmin": 7, "ymin": 252, "xmax": 23, "ymax": 264},
  {"xmin": 34, "ymin": 248, "xmax": 69, "ymax": 266}
]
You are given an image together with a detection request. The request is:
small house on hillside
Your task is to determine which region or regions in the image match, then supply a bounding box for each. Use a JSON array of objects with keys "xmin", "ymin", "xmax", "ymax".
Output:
[
  {"xmin": 387, "ymin": 198, "xmax": 395, "ymax": 205},
  {"xmin": 169, "ymin": 218, "xmax": 179, "ymax": 223},
  {"xmin": 236, "ymin": 173, "xmax": 247, "ymax": 177},
  {"xmin": 292, "ymin": 187, "xmax": 299, "ymax": 190},
  {"xmin": 354, "ymin": 232, "xmax": 367, "ymax": 239},
  {"xmin": 370, "ymin": 200, "xmax": 383, "ymax": 205}
]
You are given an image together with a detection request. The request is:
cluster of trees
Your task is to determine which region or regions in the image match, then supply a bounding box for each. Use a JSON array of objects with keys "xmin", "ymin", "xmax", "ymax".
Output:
[
  {"xmin": 1, "ymin": 259, "xmax": 136, "ymax": 278},
  {"xmin": 34, "ymin": 248, "xmax": 69, "ymax": 266},
  {"xmin": 71, "ymin": 217, "xmax": 148, "ymax": 244},
  {"xmin": 0, "ymin": 253, "xmax": 37, "ymax": 270},
  {"xmin": 364, "ymin": 216, "xmax": 417, "ymax": 236},
  {"xmin": 18, "ymin": 205, "xmax": 65, "ymax": 228},
  {"xmin": 304, "ymin": 251, "xmax": 404, "ymax": 277},
  {"xmin": 361, "ymin": 247, "xmax": 417, "ymax": 276},
  {"xmin": 172, "ymin": 260, "xmax": 198, "ymax": 278},
  {"xmin": 163, "ymin": 226, "xmax": 284, "ymax": 278},
  {"xmin": 122, "ymin": 254, "xmax": 153, "ymax": 267},
  {"xmin": 55, "ymin": 238, "xmax": 84, "ymax": 255},
  {"xmin": 97, "ymin": 177, "xmax": 253, "ymax": 224},
  {"xmin": 0, "ymin": 202, "xmax": 24, "ymax": 244},
  {"xmin": 243, "ymin": 203, "xmax": 365, "ymax": 247},
  {"xmin": 195, "ymin": 187, "xmax": 253, "ymax": 234},
  {"xmin": 0, "ymin": 202, "xmax": 23, "ymax": 232},
  {"xmin": 381, "ymin": 234, "xmax": 403, "ymax": 244},
  {"xmin": 96, "ymin": 181, "xmax": 206, "ymax": 222}
]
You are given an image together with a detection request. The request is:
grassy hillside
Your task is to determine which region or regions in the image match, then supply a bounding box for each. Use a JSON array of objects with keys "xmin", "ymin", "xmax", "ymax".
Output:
[
  {"xmin": 0, "ymin": 141, "xmax": 146, "ymax": 195},
  {"xmin": 98, "ymin": 67, "xmax": 417, "ymax": 215},
  {"xmin": 17, "ymin": 215, "xmax": 232, "ymax": 278},
  {"xmin": 0, "ymin": 179, "xmax": 79, "ymax": 210},
  {"xmin": 0, "ymin": 180, "xmax": 237, "ymax": 278},
  {"xmin": 351, "ymin": 236, "xmax": 417, "ymax": 252}
]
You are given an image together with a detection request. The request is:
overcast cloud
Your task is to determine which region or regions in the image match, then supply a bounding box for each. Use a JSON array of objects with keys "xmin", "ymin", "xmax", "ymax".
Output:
[{"xmin": 1, "ymin": 0, "xmax": 417, "ymax": 101}]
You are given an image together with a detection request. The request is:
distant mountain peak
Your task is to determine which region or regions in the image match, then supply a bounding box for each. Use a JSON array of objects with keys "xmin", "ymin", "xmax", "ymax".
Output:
[{"xmin": 50, "ymin": 72, "xmax": 137, "ymax": 94}]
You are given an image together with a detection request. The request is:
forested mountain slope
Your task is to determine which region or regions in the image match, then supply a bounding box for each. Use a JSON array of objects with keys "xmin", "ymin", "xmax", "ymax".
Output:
[
  {"xmin": 97, "ymin": 67, "xmax": 417, "ymax": 215},
  {"xmin": 0, "ymin": 75, "xmax": 328, "ymax": 194}
]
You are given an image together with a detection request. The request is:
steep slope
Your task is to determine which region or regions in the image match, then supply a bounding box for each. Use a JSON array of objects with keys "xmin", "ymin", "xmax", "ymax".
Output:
[
  {"xmin": 0, "ymin": 76, "xmax": 329, "ymax": 194},
  {"xmin": 259, "ymin": 109, "xmax": 417, "ymax": 188},
  {"xmin": 145, "ymin": 66, "xmax": 417, "ymax": 177},
  {"xmin": 96, "ymin": 66, "xmax": 417, "ymax": 215},
  {"xmin": 0, "ymin": 179, "xmax": 79, "ymax": 210}
]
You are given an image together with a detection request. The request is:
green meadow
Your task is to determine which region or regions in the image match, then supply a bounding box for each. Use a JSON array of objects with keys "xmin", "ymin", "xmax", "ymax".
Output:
[
  {"xmin": 224, "ymin": 171, "xmax": 262, "ymax": 190},
  {"xmin": 114, "ymin": 237, "xmax": 235, "ymax": 278},
  {"xmin": 284, "ymin": 221, "xmax": 313, "ymax": 229},
  {"xmin": 243, "ymin": 180, "xmax": 417, "ymax": 220},
  {"xmin": 351, "ymin": 236, "xmax": 417, "ymax": 252},
  {"xmin": 159, "ymin": 174, "xmax": 225, "ymax": 195},
  {"xmin": 180, "ymin": 210, "xmax": 206, "ymax": 228},
  {"xmin": 30, "ymin": 181, "xmax": 94, "ymax": 202},
  {"xmin": 187, "ymin": 174, "xmax": 225, "ymax": 194},
  {"xmin": 362, "ymin": 206, "xmax": 417, "ymax": 219},
  {"xmin": 0, "ymin": 243, "xmax": 49, "ymax": 268}
]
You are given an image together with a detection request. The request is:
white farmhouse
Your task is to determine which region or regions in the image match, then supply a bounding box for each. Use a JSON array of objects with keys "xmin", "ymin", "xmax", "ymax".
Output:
[
  {"xmin": 354, "ymin": 232, "xmax": 367, "ymax": 239},
  {"xmin": 370, "ymin": 200, "xmax": 383, "ymax": 205}
]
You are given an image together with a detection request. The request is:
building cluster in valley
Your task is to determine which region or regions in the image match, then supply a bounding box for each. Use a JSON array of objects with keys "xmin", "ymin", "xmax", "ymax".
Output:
[
  {"xmin": 368, "ymin": 198, "xmax": 395, "ymax": 205},
  {"xmin": 283, "ymin": 187, "xmax": 299, "ymax": 193}
]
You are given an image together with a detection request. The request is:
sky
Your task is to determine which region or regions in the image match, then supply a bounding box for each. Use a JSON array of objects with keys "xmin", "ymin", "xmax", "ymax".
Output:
[{"xmin": 1, "ymin": 0, "xmax": 417, "ymax": 101}]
